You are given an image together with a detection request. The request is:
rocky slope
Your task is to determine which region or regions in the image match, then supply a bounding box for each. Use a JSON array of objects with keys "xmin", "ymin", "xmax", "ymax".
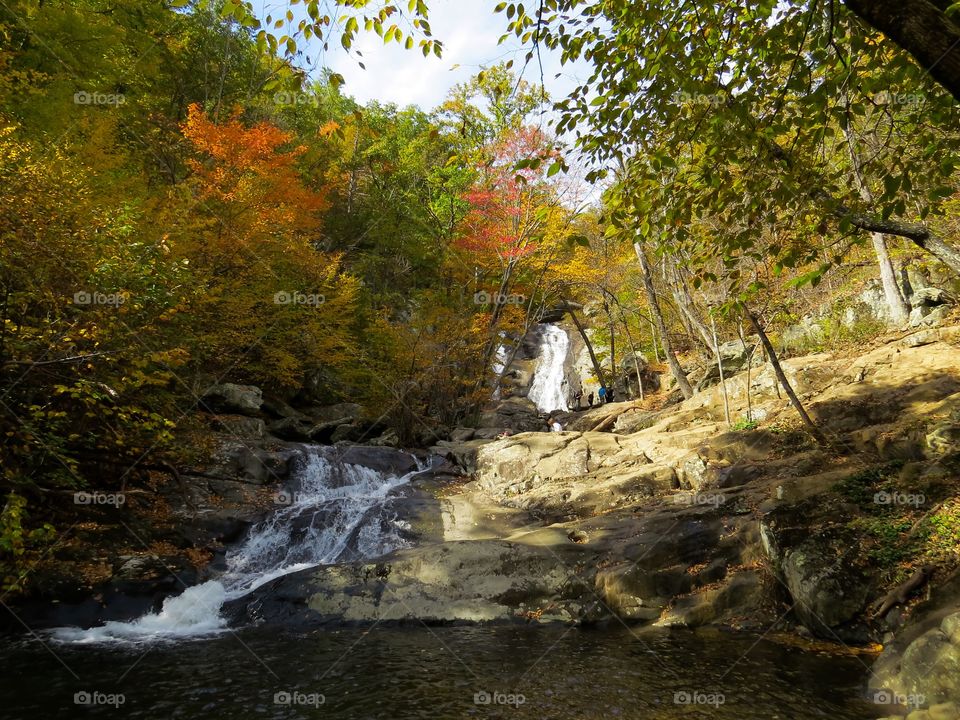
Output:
[{"xmin": 221, "ymin": 323, "xmax": 960, "ymax": 718}]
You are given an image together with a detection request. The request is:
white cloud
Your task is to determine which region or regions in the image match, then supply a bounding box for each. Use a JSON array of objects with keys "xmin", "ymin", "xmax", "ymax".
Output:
[{"xmin": 310, "ymin": 0, "xmax": 590, "ymax": 111}]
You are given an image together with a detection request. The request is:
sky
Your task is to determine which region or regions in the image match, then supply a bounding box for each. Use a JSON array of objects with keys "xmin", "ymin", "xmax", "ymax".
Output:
[{"xmin": 287, "ymin": 0, "xmax": 594, "ymax": 112}]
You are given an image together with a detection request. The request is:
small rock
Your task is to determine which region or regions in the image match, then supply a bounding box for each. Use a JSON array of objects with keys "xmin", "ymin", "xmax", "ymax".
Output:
[
  {"xmin": 912, "ymin": 287, "xmax": 950, "ymax": 307},
  {"xmin": 903, "ymin": 330, "xmax": 938, "ymax": 348},
  {"xmin": 567, "ymin": 529, "xmax": 589, "ymax": 544}
]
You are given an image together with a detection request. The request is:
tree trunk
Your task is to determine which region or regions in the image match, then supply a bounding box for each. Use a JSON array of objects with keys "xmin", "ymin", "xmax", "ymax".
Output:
[
  {"xmin": 671, "ymin": 264, "xmax": 716, "ymax": 353},
  {"xmin": 634, "ymin": 242, "xmax": 693, "ymax": 399},
  {"xmin": 605, "ymin": 300, "xmax": 616, "ymax": 386},
  {"xmin": 870, "ymin": 231, "xmax": 911, "ymax": 323},
  {"xmin": 843, "ymin": 122, "xmax": 911, "ymax": 324},
  {"xmin": 743, "ymin": 305, "xmax": 828, "ymax": 446},
  {"xmin": 711, "ymin": 313, "xmax": 732, "ymax": 426},
  {"xmin": 844, "ymin": 0, "xmax": 960, "ymax": 103},
  {"xmin": 617, "ymin": 303, "xmax": 644, "ymax": 400},
  {"xmin": 566, "ymin": 305, "xmax": 606, "ymax": 388}
]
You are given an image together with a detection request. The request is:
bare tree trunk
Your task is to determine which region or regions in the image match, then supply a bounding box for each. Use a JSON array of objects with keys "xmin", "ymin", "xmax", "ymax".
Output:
[
  {"xmin": 743, "ymin": 305, "xmax": 828, "ymax": 446},
  {"xmin": 605, "ymin": 301, "xmax": 616, "ymax": 387},
  {"xmin": 634, "ymin": 242, "xmax": 693, "ymax": 399},
  {"xmin": 711, "ymin": 313, "xmax": 731, "ymax": 426},
  {"xmin": 566, "ymin": 305, "xmax": 606, "ymax": 388},
  {"xmin": 737, "ymin": 323, "xmax": 757, "ymax": 423},
  {"xmin": 649, "ymin": 318, "xmax": 661, "ymax": 362},
  {"xmin": 619, "ymin": 308, "xmax": 644, "ymax": 400},
  {"xmin": 843, "ymin": 123, "xmax": 911, "ymax": 324},
  {"xmin": 671, "ymin": 264, "xmax": 716, "ymax": 353}
]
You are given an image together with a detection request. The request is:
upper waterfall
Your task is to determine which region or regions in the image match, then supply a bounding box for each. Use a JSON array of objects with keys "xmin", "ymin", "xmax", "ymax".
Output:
[{"xmin": 527, "ymin": 324, "xmax": 570, "ymax": 413}]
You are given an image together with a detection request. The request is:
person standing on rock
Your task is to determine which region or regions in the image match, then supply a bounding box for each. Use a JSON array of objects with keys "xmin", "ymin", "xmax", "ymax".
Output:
[
  {"xmin": 607, "ymin": 387, "xmax": 615, "ymax": 403},
  {"xmin": 573, "ymin": 390, "xmax": 583, "ymax": 409},
  {"xmin": 598, "ymin": 385, "xmax": 607, "ymax": 404},
  {"xmin": 587, "ymin": 392, "xmax": 594, "ymax": 407}
]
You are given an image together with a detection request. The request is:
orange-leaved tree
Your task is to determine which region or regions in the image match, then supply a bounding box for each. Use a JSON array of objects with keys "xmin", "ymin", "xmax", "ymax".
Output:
[{"xmin": 173, "ymin": 104, "xmax": 361, "ymax": 394}]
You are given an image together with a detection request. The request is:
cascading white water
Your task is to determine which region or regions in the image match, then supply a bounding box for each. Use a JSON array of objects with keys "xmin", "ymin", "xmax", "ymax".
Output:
[
  {"xmin": 527, "ymin": 324, "xmax": 570, "ymax": 413},
  {"xmin": 51, "ymin": 449, "xmax": 424, "ymax": 643},
  {"xmin": 491, "ymin": 342, "xmax": 509, "ymax": 400}
]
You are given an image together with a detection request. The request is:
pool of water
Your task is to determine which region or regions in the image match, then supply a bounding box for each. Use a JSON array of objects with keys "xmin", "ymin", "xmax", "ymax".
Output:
[{"xmin": 1, "ymin": 624, "xmax": 879, "ymax": 719}]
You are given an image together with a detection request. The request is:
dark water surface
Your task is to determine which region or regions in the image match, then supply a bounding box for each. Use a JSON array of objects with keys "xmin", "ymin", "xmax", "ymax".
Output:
[{"xmin": 1, "ymin": 624, "xmax": 879, "ymax": 719}]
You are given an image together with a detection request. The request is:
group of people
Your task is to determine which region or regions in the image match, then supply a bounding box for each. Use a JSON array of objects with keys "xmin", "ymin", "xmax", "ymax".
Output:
[{"xmin": 571, "ymin": 385, "xmax": 615, "ymax": 410}]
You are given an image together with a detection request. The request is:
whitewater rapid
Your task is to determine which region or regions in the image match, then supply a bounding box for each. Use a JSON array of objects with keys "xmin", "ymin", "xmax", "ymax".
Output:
[{"xmin": 51, "ymin": 449, "xmax": 425, "ymax": 643}]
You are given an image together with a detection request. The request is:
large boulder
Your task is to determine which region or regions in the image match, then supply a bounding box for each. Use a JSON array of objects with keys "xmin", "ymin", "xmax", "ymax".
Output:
[
  {"xmin": 200, "ymin": 383, "xmax": 263, "ymax": 416},
  {"xmin": 872, "ymin": 612, "xmax": 960, "ymax": 709},
  {"xmin": 478, "ymin": 397, "xmax": 545, "ymax": 433},
  {"xmin": 780, "ymin": 538, "xmax": 871, "ymax": 633}
]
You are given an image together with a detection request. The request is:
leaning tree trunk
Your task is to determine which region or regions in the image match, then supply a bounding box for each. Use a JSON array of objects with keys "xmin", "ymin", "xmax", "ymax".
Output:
[
  {"xmin": 742, "ymin": 304, "xmax": 828, "ymax": 446},
  {"xmin": 566, "ymin": 305, "xmax": 606, "ymax": 388},
  {"xmin": 671, "ymin": 264, "xmax": 716, "ymax": 353},
  {"xmin": 634, "ymin": 242, "xmax": 694, "ymax": 399}
]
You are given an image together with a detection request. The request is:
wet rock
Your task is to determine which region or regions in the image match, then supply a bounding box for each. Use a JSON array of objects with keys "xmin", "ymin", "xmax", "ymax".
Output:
[
  {"xmin": 567, "ymin": 529, "xmax": 589, "ymax": 544},
  {"xmin": 332, "ymin": 445, "xmax": 420, "ymax": 475}
]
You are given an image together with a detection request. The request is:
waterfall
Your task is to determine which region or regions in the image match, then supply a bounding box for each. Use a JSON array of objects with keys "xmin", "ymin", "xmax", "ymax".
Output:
[
  {"xmin": 51, "ymin": 448, "xmax": 425, "ymax": 643},
  {"xmin": 527, "ymin": 324, "xmax": 570, "ymax": 413},
  {"xmin": 491, "ymin": 342, "xmax": 509, "ymax": 400}
]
